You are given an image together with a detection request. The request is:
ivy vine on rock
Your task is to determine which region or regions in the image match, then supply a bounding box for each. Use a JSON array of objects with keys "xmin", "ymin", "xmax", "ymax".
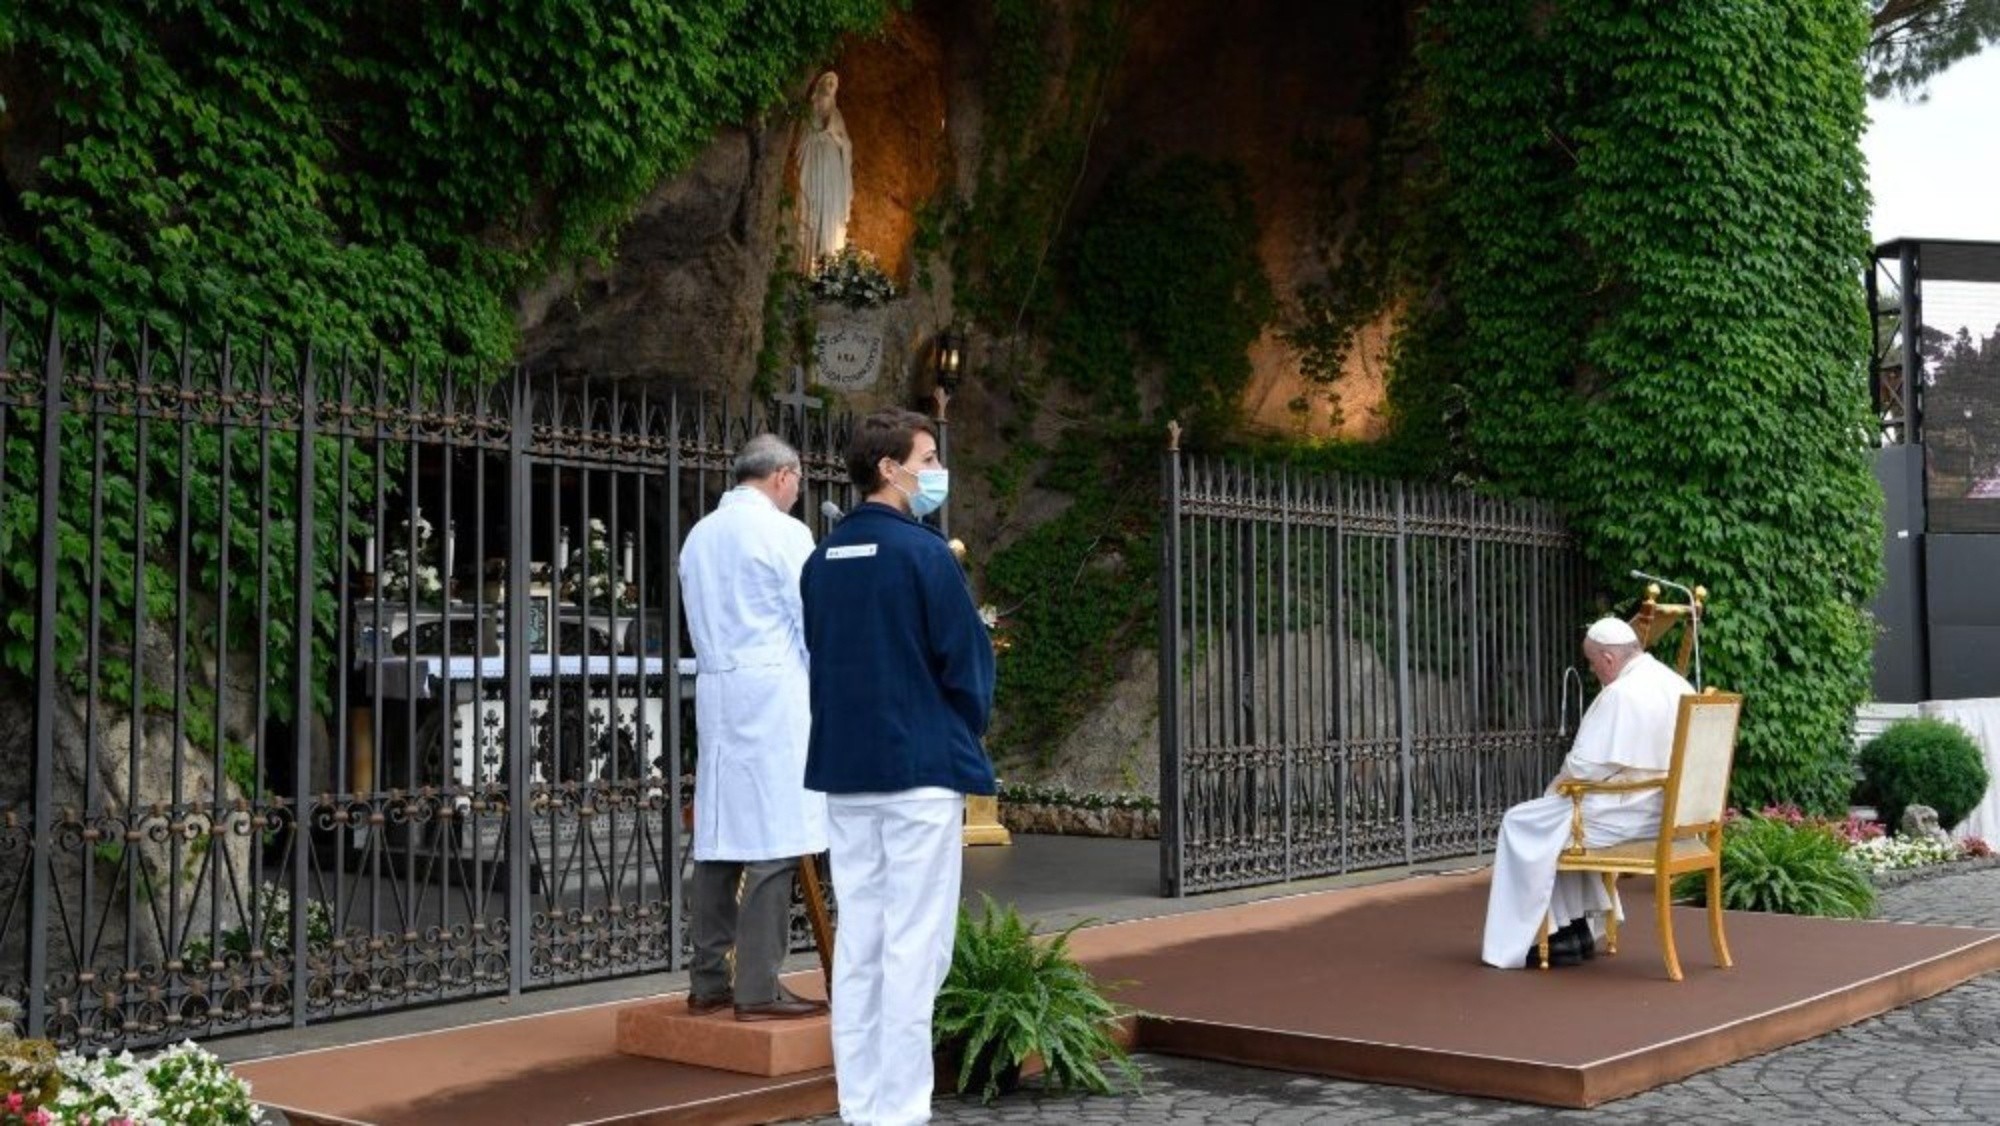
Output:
[{"xmin": 1406, "ymin": 0, "xmax": 1882, "ymax": 812}]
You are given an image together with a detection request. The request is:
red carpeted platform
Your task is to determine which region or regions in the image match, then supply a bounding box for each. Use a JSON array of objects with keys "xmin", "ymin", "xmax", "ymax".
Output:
[
  {"xmin": 234, "ymin": 870, "xmax": 2000, "ymax": 1122},
  {"xmin": 1078, "ymin": 871, "xmax": 2000, "ymax": 1108}
]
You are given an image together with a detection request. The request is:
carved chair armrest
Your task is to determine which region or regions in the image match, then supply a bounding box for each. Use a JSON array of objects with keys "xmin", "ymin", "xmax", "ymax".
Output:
[{"xmin": 1554, "ymin": 777, "xmax": 1667, "ymax": 853}]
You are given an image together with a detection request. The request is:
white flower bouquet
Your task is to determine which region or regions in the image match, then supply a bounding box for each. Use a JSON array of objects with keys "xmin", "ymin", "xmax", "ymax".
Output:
[
  {"xmin": 379, "ymin": 512, "xmax": 445, "ymax": 603},
  {"xmin": 560, "ymin": 518, "xmax": 637, "ymax": 610},
  {"xmin": 807, "ymin": 247, "xmax": 897, "ymax": 309}
]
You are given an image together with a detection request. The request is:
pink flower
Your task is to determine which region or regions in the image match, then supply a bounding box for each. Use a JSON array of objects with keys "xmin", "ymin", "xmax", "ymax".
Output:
[{"xmin": 5, "ymin": 1091, "xmax": 23, "ymax": 1111}]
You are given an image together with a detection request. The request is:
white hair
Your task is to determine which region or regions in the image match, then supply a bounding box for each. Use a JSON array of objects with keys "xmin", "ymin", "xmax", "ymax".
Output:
[{"xmin": 733, "ymin": 433, "xmax": 800, "ymax": 483}]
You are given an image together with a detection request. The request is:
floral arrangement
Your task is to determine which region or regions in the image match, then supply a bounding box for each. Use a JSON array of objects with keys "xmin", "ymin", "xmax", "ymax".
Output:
[
  {"xmin": 49, "ymin": 1043, "xmax": 261, "ymax": 1126},
  {"xmin": 978, "ymin": 603, "xmax": 1013, "ymax": 654},
  {"xmin": 182, "ymin": 883, "xmax": 336, "ymax": 966},
  {"xmin": 560, "ymin": 519, "xmax": 637, "ymax": 610},
  {"xmin": 999, "ymin": 781, "xmax": 1158, "ymax": 813},
  {"xmin": 1847, "ymin": 833, "xmax": 1963, "ymax": 874},
  {"xmin": 2, "ymin": 996, "xmax": 259, "ymax": 1126},
  {"xmin": 379, "ymin": 512, "xmax": 445, "ymax": 603},
  {"xmin": 1723, "ymin": 804, "xmax": 1990, "ymax": 877},
  {"xmin": 1750, "ymin": 802, "xmax": 1884, "ymax": 845},
  {"xmin": 807, "ymin": 247, "xmax": 897, "ymax": 309}
]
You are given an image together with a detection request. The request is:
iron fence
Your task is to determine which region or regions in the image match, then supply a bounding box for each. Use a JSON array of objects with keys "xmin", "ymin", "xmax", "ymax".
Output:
[
  {"xmin": 1158, "ymin": 435, "xmax": 1591, "ymax": 895},
  {"xmin": 0, "ymin": 304, "xmax": 851, "ymax": 1048}
]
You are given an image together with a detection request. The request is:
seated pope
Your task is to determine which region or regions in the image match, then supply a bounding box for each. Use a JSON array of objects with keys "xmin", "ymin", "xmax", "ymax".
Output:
[{"xmin": 1480, "ymin": 616, "xmax": 1694, "ymax": 969}]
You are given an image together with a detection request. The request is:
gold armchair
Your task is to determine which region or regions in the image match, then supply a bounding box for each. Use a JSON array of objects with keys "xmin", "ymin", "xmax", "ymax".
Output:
[{"xmin": 1535, "ymin": 691, "xmax": 1745, "ymax": 981}]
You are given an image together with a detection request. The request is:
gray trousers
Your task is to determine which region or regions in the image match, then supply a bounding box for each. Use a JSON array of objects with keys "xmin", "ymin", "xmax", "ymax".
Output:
[{"xmin": 689, "ymin": 857, "xmax": 799, "ymax": 1004}]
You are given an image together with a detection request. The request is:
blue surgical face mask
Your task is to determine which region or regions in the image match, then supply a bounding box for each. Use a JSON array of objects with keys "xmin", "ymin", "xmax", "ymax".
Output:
[
  {"xmin": 909, "ymin": 468, "xmax": 950, "ymax": 517},
  {"xmin": 892, "ymin": 464, "xmax": 950, "ymax": 517}
]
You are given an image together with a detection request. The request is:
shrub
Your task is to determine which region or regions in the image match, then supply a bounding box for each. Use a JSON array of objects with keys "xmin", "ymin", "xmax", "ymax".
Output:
[
  {"xmin": 932, "ymin": 895, "xmax": 1138, "ymax": 1103},
  {"xmin": 1858, "ymin": 718, "xmax": 1991, "ymax": 833},
  {"xmin": 1679, "ymin": 816, "xmax": 1875, "ymax": 919}
]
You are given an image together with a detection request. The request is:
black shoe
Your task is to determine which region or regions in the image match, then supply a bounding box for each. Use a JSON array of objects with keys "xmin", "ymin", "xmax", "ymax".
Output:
[
  {"xmin": 1523, "ymin": 931, "xmax": 1587, "ymax": 968},
  {"xmin": 1556, "ymin": 921, "xmax": 1597, "ymax": 960},
  {"xmin": 686, "ymin": 991, "xmax": 732, "ymax": 1016}
]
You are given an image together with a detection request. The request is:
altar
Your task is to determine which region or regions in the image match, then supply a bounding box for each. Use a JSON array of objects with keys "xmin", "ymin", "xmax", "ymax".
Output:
[{"xmin": 362, "ymin": 653, "xmax": 694, "ymax": 788}]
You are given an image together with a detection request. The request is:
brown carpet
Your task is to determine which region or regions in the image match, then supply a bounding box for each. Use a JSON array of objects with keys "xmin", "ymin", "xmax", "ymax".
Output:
[{"xmin": 237, "ymin": 870, "xmax": 2000, "ymax": 1120}]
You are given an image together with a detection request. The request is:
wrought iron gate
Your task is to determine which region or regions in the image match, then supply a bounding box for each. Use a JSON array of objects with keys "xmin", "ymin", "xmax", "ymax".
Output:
[
  {"xmin": 0, "ymin": 305, "xmax": 849, "ymax": 1048},
  {"xmin": 1158, "ymin": 436, "xmax": 1591, "ymax": 895}
]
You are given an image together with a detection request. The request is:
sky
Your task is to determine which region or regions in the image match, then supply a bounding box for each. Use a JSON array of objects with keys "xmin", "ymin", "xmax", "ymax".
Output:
[
  {"xmin": 1863, "ymin": 47, "xmax": 2000, "ymax": 245},
  {"xmin": 1863, "ymin": 47, "xmax": 2000, "ymax": 339}
]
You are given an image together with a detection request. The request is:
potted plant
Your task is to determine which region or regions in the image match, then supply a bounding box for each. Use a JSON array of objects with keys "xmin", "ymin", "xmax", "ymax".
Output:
[{"xmin": 931, "ymin": 894, "xmax": 1140, "ymax": 1103}]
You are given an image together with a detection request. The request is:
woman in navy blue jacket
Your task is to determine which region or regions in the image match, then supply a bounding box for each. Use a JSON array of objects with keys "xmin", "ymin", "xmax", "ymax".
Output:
[{"xmin": 801, "ymin": 408, "xmax": 994, "ymax": 1126}]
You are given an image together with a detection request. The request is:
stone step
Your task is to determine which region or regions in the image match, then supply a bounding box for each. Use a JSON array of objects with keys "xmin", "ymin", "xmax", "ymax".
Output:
[{"xmin": 616, "ymin": 989, "xmax": 832, "ymax": 1077}]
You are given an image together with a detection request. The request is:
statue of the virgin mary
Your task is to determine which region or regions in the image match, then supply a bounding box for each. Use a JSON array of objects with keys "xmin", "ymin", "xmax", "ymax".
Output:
[{"xmin": 795, "ymin": 71, "xmax": 853, "ymax": 269}]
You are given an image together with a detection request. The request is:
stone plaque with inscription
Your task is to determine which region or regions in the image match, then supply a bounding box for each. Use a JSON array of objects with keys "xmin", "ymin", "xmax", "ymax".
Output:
[{"xmin": 813, "ymin": 306, "xmax": 886, "ymax": 391}]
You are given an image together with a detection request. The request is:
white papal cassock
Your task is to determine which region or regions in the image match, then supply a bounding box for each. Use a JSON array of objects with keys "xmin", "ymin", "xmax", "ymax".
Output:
[
  {"xmin": 680, "ymin": 487, "xmax": 828, "ymax": 862},
  {"xmin": 1481, "ymin": 652, "xmax": 1694, "ymax": 968}
]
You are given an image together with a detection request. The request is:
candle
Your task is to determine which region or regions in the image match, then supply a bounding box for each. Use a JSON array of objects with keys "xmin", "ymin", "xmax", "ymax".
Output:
[
  {"xmin": 557, "ymin": 526, "xmax": 570, "ymax": 570},
  {"xmin": 443, "ymin": 520, "xmax": 456, "ymax": 585},
  {"xmin": 622, "ymin": 534, "xmax": 635, "ymax": 584},
  {"xmin": 363, "ymin": 534, "xmax": 376, "ymax": 574}
]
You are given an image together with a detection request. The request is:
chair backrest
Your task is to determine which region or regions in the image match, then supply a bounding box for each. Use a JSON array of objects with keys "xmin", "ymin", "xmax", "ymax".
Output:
[{"xmin": 1661, "ymin": 691, "xmax": 1744, "ymax": 833}]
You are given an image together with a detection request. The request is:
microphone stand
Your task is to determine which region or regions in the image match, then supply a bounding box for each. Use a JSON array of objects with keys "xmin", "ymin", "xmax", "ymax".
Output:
[{"xmin": 1629, "ymin": 569, "xmax": 1702, "ymax": 690}]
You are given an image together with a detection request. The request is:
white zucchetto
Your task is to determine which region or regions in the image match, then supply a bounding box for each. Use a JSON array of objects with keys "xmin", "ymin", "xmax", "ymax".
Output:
[{"xmin": 1585, "ymin": 617, "xmax": 1640, "ymax": 646}]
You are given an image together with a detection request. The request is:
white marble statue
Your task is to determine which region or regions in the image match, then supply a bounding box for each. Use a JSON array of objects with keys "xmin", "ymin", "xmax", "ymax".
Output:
[{"xmin": 795, "ymin": 71, "xmax": 853, "ymax": 268}]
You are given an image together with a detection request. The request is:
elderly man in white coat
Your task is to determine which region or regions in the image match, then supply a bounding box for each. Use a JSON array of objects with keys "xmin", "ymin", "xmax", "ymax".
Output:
[
  {"xmin": 1481, "ymin": 617, "xmax": 1695, "ymax": 969},
  {"xmin": 679, "ymin": 434, "xmax": 829, "ymax": 1019}
]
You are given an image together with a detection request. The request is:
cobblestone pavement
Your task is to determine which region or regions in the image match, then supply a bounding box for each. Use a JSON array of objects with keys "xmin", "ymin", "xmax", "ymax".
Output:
[{"xmin": 810, "ymin": 866, "xmax": 2000, "ymax": 1125}]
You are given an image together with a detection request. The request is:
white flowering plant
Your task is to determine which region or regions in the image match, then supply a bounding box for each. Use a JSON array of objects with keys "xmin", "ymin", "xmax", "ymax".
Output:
[
  {"xmin": 182, "ymin": 883, "xmax": 336, "ymax": 966},
  {"xmin": 49, "ymin": 1041, "xmax": 261, "ymax": 1126},
  {"xmin": 807, "ymin": 247, "xmax": 897, "ymax": 309},
  {"xmin": 379, "ymin": 513, "xmax": 445, "ymax": 603},
  {"xmin": 560, "ymin": 518, "xmax": 636, "ymax": 610},
  {"xmin": 1846, "ymin": 833, "xmax": 1964, "ymax": 874}
]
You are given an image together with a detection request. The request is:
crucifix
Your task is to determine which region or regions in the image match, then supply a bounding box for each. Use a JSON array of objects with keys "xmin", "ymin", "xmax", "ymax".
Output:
[{"xmin": 773, "ymin": 365, "xmax": 824, "ymax": 428}]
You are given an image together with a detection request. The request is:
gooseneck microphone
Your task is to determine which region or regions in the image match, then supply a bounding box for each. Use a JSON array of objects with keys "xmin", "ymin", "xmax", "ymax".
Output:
[{"xmin": 1628, "ymin": 569, "xmax": 1702, "ymax": 690}]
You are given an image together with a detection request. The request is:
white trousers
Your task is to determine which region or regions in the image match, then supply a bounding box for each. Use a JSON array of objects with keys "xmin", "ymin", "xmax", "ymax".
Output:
[
  {"xmin": 826, "ymin": 792, "xmax": 965, "ymax": 1126},
  {"xmin": 1480, "ymin": 794, "xmax": 1657, "ymax": 969}
]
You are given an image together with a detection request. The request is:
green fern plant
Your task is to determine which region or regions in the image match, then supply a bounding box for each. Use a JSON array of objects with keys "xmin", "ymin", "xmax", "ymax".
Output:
[
  {"xmin": 1677, "ymin": 816, "xmax": 1875, "ymax": 919},
  {"xmin": 931, "ymin": 894, "xmax": 1140, "ymax": 1103}
]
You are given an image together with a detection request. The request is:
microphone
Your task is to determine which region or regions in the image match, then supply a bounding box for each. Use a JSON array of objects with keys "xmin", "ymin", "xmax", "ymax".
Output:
[
  {"xmin": 1627, "ymin": 569, "xmax": 1703, "ymax": 690},
  {"xmin": 1628, "ymin": 569, "xmax": 1693, "ymax": 602},
  {"xmin": 820, "ymin": 500, "xmax": 844, "ymax": 528}
]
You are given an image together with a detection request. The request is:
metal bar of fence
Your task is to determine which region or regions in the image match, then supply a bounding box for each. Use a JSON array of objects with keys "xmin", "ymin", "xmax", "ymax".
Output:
[
  {"xmin": 1158, "ymin": 427, "xmax": 1183, "ymax": 896},
  {"xmin": 1394, "ymin": 481, "xmax": 1413, "ymax": 867},
  {"xmin": 79, "ymin": 330, "xmax": 104, "ymax": 1033},
  {"xmin": 1278, "ymin": 464, "xmax": 1292, "ymax": 883},
  {"xmin": 506, "ymin": 371, "xmax": 531, "ymax": 998},
  {"xmin": 290, "ymin": 346, "xmax": 319, "ymax": 1029},
  {"xmin": 666, "ymin": 394, "xmax": 685, "ymax": 970},
  {"xmin": 27, "ymin": 313, "xmax": 64, "ymax": 1038}
]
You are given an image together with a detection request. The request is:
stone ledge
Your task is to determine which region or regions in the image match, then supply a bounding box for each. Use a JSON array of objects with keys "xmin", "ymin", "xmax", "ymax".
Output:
[
  {"xmin": 999, "ymin": 802, "xmax": 1159, "ymax": 839},
  {"xmin": 1869, "ymin": 854, "xmax": 2000, "ymax": 889}
]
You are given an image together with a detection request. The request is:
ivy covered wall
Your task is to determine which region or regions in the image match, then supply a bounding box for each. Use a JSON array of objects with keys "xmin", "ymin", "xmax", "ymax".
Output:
[
  {"xmin": 1408, "ymin": 0, "xmax": 1883, "ymax": 811},
  {"xmin": 0, "ymin": 0, "xmax": 892, "ymax": 740}
]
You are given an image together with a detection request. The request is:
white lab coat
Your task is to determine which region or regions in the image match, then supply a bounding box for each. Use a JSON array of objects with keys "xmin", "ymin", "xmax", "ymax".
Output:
[
  {"xmin": 680, "ymin": 487, "xmax": 827, "ymax": 861},
  {"xmin": 1481, "ymin": 653, "xmax": 1695, "ymax": 967}
]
